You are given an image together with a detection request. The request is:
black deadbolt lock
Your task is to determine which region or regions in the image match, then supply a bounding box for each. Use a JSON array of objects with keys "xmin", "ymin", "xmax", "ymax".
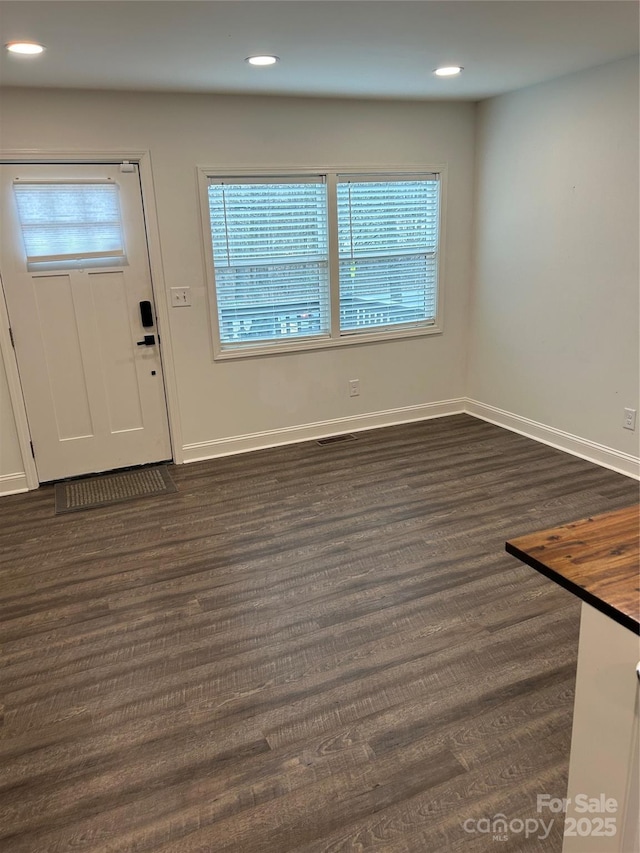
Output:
[{"xmin": 139, "ymin": 300, "xmax": 154, "ymax": 328}]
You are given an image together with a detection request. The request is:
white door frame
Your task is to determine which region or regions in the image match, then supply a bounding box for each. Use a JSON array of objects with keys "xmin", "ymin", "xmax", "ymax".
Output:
[{"xmin": 0, "ymin": 149, "xmax": 183, "ymax": 488}]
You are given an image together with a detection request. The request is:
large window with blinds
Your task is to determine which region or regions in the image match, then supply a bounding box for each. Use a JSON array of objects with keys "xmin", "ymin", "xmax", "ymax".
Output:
[{"xmin": 202, "ymin": 169, "xmax": 442, "ymax": 356}]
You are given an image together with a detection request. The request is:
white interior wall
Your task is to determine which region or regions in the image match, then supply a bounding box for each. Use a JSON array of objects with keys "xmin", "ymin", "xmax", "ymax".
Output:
[
  {"xmin": 1, "ymin": 57, "xmax": 638, "ymax": 494},
  {"xmin": 0, "ymin": 89, "xmax": 475, "ymax": 484},
  {"xmin": 468, "ymin": 56, "xmax": 639, "ymax": 465}
]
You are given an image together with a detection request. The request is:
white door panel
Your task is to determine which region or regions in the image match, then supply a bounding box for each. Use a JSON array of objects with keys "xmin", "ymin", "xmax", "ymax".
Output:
[
  {"xmin": 0, "ymin": 163, "xmax": 171, "ymax": 481},
  {"xmin": 89, "ymin": 270, "xmax": 144, "ymax": 433}
]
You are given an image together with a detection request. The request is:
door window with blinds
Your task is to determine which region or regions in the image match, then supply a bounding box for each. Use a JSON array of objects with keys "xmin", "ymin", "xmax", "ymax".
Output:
[
  {"xmin": 13, "ymin": 179, "xmax": 127, "ymax": 271},
  {"xmin": 202, "ymin": 170, "xmax": 442, "ymax": 356}
]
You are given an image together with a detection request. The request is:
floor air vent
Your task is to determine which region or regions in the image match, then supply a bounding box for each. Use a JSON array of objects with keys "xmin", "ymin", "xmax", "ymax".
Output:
[{"xmin": 316, "ymin": 434, "xmax": 357, "ymax": 446}]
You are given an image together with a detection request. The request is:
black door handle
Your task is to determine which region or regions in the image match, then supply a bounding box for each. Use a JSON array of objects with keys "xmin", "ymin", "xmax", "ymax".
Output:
[
  {"xmin": 140, "ymin": 300, "xmax": 154, "ymax": 328},
  {"xmin": 137, "ymin": 334, "xmax": 156, "ymax": 346}
]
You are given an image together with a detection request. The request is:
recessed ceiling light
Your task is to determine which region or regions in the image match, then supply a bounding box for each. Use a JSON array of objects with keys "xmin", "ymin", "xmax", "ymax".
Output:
[
  {"xmin": 6, "ymin": 42, "xmax": 45, "ymax": 55},
  {"xmin": 434, "ymin": 66, "xmax": 463, "ymax": 77},
  {"xmin": 246, "ymin": 55, "xmax": 279, "ymax": 67}
]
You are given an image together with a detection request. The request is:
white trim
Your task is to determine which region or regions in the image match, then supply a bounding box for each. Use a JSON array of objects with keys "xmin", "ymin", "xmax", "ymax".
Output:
[
  {"xmin": 136, "ymin": 152, "xmax": 184, "ymax": 462},
  {"xmin": 0, "ymin": 271, "xmax": 39, "ymax": 490},
  {"xmin": 182, "ymin": 398, "xmax": 465, "ymax": 462},
  {"xmin": 1, "ymin": 148, "xmax": 155, "ymax": 163},
  {"xmin": 197, "ymin": 163, "xmax": 448, "ymax": 178},
  {"xmin": 2, "ymin": 390, "xmax": 638, "ymax": 494},
  {"xmin": 0, "ymin": 472, "xmax": 29, "ymax": 496},
  {"xmin": 0, "ymin": 149, "xmax": 183, "ymax": 475},
  {"xmin": 211, "ymin": 325, "xmax": 442, "ymax": 360},
  {"xmin": 465, "ymin": 399, "xmax": 640, "ymax": 480}
]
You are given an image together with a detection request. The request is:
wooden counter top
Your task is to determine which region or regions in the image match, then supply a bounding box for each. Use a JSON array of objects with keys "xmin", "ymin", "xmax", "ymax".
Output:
[{"xmin": 506, "ymin": 504, "xmax": 639, "ymax": 635}]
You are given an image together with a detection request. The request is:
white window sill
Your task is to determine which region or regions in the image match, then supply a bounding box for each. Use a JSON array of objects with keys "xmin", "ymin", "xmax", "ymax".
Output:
[{"xmin": 213, "ymin": 323, "xmax": 442, "ymax": 361}]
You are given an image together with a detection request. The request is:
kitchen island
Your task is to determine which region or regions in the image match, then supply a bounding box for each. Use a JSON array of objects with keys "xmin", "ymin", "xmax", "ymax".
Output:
[{"xmin": 506, "ymin": 505, "xmax": 639, "ymax": 853}]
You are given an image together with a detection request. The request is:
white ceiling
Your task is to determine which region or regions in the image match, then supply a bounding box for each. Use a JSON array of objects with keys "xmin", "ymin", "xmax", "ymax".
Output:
[{"xmin": 0, "ymin": 1, "xmax": 638, "ymax": 102}]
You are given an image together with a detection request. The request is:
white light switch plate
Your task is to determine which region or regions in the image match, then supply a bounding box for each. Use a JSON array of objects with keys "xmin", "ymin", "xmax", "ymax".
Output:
[{"xmin": 171, "ymin": 287, "xmax": 191, "ymax": 307}]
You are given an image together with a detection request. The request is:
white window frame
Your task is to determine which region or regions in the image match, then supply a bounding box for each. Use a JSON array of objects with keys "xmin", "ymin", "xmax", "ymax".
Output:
[{"xmin": 197, "ymin": 165, "xmax": 447, "ymax": 360}]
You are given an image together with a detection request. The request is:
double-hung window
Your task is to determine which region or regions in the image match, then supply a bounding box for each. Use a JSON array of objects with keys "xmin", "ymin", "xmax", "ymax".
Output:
[
  {"xmin": 202, "ymin": 169, "xmax": 442, "ymax": 357},
  {"xmin": 337, "ymin": 175, "xmax": 440, "ymax": 334},
  {"xmin": 208, "ymin": 177, "xmax": 329, "ymax": 347}
]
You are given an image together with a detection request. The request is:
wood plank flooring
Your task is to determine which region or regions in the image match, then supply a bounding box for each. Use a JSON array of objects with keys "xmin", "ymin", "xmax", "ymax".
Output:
[{"xmin": 0, "ymin": 414, "xmax": 638, "ymax": 852}]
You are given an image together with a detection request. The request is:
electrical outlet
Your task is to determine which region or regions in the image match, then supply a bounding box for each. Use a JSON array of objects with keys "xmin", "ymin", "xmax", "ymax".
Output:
[
  {"xmin": 623, "ymin": 408, "xmax": 637, "ymax": 431},
  {"xmin": 349, "ymin": 379, "xmax": 360, "ymax": 397},
  {"xmin": 170, "ymin": 287, "xmax": 191, "ymax": 307}
]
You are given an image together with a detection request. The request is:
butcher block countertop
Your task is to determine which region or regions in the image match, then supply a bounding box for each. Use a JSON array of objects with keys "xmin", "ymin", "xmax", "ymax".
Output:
[{"xmin": 506, "ymin": 504, "xmax": 639, "ymax": 635}]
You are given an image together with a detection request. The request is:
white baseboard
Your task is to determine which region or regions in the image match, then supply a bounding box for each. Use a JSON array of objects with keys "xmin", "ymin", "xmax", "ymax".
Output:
[
  {"xmin": 465, "ymin": 399, "xmax": 640, "ymax": 480},
  {"xmin": 4, "ymin": 398, "xmax": 634, "ymax": 491},
  {"xmin": 182, "ymin": 398, "xmax": 466, "ymax": 463},
  {"xmin": 0, "ymin": 472, "xmax": 29, "ymax": 496}
]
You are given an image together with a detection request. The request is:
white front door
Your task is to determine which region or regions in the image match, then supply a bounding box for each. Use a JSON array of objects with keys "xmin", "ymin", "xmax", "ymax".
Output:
[{"xmin": 0, "ymin": 163, "xmax": 172, "ymax": 482}]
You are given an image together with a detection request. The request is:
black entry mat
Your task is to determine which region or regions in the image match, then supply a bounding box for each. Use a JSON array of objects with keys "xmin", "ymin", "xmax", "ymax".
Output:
[{"xmin": 55, "ymin": 466, "xmax": 176, "ymax": 514}]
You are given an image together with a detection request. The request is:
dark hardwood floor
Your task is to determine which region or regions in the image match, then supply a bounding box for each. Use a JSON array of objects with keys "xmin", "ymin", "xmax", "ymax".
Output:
[{"xmin": 0, "ymin": 414, "xmax": 637, "ymax": 852}]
